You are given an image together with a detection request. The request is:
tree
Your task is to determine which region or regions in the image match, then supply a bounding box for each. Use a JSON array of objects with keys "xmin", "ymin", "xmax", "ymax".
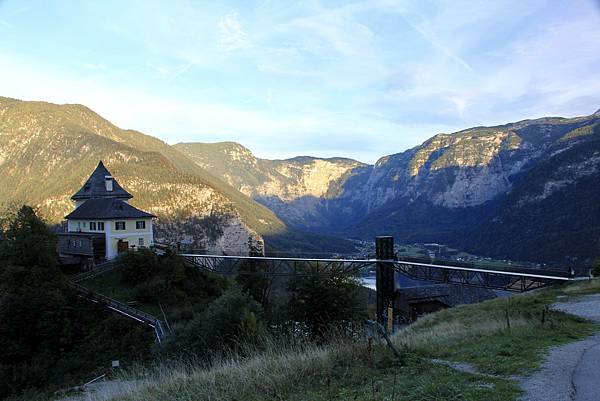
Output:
[
  {"xmin": 0, "ymin": 205, "xmax": 57, "ymax": 269},
  {"xmin": 236, "ymin": 259, "xmax": 274, "ymax": 309},
  {"xmin": 287, "ymin": 266, "xmax": 367, "ymax": 341},
  {"xmin": 0, "ymin": 206, "xmax": 152, "ymax": 398},
  {"xmin": 0, "ymin": 206, "xmax": 71, "ymax": 396}
]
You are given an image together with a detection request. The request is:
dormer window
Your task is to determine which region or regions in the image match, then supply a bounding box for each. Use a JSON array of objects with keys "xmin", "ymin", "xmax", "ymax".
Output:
[{"xmin": 105, "ymin": 176, "xmax": 114, "ymax": 191}]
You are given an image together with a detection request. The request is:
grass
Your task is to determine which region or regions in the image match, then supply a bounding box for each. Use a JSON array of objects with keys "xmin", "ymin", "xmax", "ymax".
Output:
[{"xmin": 49, "ymin": 279, "xmax": 600, "ymax": 401}]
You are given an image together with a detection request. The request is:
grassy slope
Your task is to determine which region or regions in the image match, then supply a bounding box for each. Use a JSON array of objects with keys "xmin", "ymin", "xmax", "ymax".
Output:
[{"xmin": 65, "ymin": 279, "xmax": 600, "ymax": 401}]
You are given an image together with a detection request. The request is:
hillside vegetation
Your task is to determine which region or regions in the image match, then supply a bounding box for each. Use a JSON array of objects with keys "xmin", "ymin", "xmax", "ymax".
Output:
[
  {"xmin": 52, "ymin": 280, "xmax": 600, "ymax": 401},
  {"xmin": 0, "ymin": 96, "xmax": 286, "ymax": 253}
]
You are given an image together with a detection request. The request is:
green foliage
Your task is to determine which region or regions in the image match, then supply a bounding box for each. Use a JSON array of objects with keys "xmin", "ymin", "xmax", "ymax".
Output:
[
  {"xmin": 287, "ymin": 269, "xmax": 367, "ymax": 340},
  {"xmin": 593, "ymin": 258, "xmax": 600, "ymax": 277},
  {"xmin": 121, "ymin": 248, "xmax": 161, "ymax": 285},
  {"xmin": 0, "ymin": 206, "xmax": 153, "ymax": 399},
  {"xmin": 235, "ymin": 259, "xmax": 273, "ymax": 309},
  {"xmin": 112, "ymin": 249, "xmax": 227, "ymax": 318},
  {"xmin": 0, "ymin": 205, "xmax": 57, "ymax": 269},
  {"xmin": 168, "ymin": 286, "xmax": 265, "ymax": 356}
]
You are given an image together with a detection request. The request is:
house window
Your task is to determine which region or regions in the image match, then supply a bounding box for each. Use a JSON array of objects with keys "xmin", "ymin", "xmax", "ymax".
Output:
[
  {"xmin": 97, "ymin": 222, "xmax": 105, "ymax": 231},
  {"xmin": 138, "ymin": 238, "xmax": 144, "ymax": 247},
  {"xmin": 115, "ymin": 221, "xmax": 126, "ymax": 231},
  {"xmin": 90, "ymin": 222, "xmax": 97, "ymax": 231},
  {"xmin": 136, "ymin": 221, "xmax": 146, "ymax": 230}
]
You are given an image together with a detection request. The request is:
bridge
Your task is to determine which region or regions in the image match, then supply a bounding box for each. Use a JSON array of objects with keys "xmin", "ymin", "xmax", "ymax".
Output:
[
  {"xmin": 73, "ymin": 236, "xmax": 575, "ymax": 341},
  {"xmin": 181, "ymin": 236, "xmax": 575, "ymax": 326}
]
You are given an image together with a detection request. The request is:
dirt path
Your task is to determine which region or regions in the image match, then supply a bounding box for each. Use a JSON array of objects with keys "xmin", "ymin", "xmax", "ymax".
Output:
[{"xmin": 519, "ymin": 293, "xmax": 600, "ymax": 401}]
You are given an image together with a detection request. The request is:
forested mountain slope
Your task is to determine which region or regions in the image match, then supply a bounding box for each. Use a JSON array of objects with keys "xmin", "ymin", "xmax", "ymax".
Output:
[{"xmin": 0, "ymin": 97, "xmax": 285, "ymax": 254}]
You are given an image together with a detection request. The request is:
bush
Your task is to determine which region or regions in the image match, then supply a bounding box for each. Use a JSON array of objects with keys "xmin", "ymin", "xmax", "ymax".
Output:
[
  {"xmin": 121, "ymin": 248, "xmax": 160, "ymax": 285},
  {"xmin": 170, "ymin": 286, "xmax": 265, "ymax": 356},
  {"xmin": 0, "ymin": 205, "xmax": 57, "ymax": 268},
  {"xmin": 593, "ymin": 258, "xmax": 600, "ymax": 277}
]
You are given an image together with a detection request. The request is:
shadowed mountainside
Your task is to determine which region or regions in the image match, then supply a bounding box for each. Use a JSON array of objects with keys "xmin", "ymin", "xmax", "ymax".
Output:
[{"xmin": 177, "ymin": 113, "xmax": 600, "ymax": 264}]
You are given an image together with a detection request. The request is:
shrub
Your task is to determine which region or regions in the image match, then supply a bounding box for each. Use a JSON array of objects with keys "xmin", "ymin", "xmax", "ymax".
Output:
[
  {"xmin": 170, "ymin": 286, "xmax": 265, "ymax": 356},
  {"xmin": 121, "ymin": 248, "xmax": 160, "ymax": 285},
  {"xmin": 593, "ymin": 258, "xmax": 600, "ymax": 277}
]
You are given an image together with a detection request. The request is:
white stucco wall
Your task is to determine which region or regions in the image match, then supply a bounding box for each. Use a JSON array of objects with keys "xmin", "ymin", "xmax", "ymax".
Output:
[{"xmin": 67, "ymin": 218, "xmax": 154, "ymax": 259}]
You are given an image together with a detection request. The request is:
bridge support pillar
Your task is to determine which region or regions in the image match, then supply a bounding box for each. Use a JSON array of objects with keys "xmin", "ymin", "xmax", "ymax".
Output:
[{"xmin": 376, "ymin": 236, "xmax": 395, "ymax": 329}]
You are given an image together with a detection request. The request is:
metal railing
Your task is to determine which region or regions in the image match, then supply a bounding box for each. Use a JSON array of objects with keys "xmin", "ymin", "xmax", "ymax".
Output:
[
  {"xmin": 71, "ymin": 283, "xmax": 168, "ymax": 344},
  {"xmin": 181, "ymin": 253, "xmax": 574, "ymax": 292},
  {"xmin": 71, "ymin": 259, "xmax": 121, "ymax": 283}
]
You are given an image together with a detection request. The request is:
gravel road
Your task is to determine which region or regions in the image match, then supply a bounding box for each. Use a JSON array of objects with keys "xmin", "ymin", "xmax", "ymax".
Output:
[{"xmin": 519, "ymin": 293, "xmax": 600, "ymax": 401}]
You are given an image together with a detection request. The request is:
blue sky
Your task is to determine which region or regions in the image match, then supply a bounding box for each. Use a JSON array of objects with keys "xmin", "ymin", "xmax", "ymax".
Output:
[{"xmin": 1, "ymin": 0, "xmax": 599, "ymax": 163}]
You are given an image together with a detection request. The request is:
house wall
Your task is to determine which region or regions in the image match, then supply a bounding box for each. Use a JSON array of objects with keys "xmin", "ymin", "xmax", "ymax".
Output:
[
  {"xmin": 105, "ymin": 218, "xmax": 154, "ymax": 259},
  {"xmin": 67, "ymin": 218, "xmax": 154, "ymax": 259}
]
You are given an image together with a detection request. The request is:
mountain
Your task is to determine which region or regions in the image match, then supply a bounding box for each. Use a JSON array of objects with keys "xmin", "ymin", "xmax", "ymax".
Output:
[
  {"xmin": 176, "ymin": 112, "xmax": 600, "ymax": 265},
  {"xmin": 174, "ymin": 142, "xmax": 369, "ymax": 229},
  {"xmin": 2, "ymin": 95, "xmax": 597, "ymax": 263},
  {"xmin": 466, "ymin": 122, "xmax": 600, "ymax": 263},
  {"xmin": 351, "ymin": 115, "xmax": 600, "ymax": 260},
  {"xmin": 0, "ymin": 96, "xmax": 287, "ymax": 254}
]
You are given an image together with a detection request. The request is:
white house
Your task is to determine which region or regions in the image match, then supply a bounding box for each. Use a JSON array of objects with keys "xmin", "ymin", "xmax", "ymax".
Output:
[{"xmin": 58, "ymin": 161, "xmax": 155, "ymax": 262}]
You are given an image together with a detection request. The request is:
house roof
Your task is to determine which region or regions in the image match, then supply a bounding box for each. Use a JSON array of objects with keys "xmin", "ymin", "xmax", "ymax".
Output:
[
  {"xmin": 71, "ymin": 161, "xmax": 133, "ymax": 200},
  {"xmin": 65, "ymin": 198, "xmax": 155, "ymax": 220}
]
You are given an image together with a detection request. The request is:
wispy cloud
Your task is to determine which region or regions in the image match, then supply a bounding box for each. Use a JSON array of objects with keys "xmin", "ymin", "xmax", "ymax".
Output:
[
  {"xmin": 218, "ymin": 12, "xmax": 249, "ymax": 52},
  {"xmin": 0, "ymin": 0, "xmax": 598, "ymax": 162}
]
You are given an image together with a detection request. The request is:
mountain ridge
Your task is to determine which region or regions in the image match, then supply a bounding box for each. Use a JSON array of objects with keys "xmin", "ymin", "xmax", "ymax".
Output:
[
  {"xmin": 2, "ymin": 95, "xmax": 599, "ymax": 263},
  {"xmin": 0, "ymin": 96, "xmax": 287, "ymax": 255},
  {"xmin": 177, "ymin": 111, "xmax": 600, "ymax": 264}
]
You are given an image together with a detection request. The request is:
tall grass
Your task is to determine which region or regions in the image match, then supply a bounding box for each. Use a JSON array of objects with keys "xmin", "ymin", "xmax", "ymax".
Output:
[
  {"xmin": 64, "ymin": 280, "xmax": 600, "ymax": 401},
  {"xmin": 74, "ymin": 336, "xmax": 365, "ymax": 401}
]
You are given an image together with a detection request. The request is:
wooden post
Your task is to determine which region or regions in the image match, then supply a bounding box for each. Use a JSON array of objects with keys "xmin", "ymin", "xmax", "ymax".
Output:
[{"xmin": 376, "ymin": 236, "xmax": 395, "ymax": 328}]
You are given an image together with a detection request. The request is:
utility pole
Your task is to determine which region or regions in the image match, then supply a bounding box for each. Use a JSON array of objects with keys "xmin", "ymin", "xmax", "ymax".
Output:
[{"xmin": 376, "ymin": 236, "xmax": 395, "ymax": 329}]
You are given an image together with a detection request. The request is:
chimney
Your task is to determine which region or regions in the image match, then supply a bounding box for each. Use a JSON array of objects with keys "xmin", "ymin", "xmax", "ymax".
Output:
[{"xmin": 105, "ymin": 176, "xmax": 114, "ymax": 191}]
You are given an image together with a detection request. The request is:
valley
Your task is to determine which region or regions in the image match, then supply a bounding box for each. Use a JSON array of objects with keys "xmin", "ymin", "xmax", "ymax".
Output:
[
  {"xmin": 176, "ymin": 111, "xmax": 600, "ymax": 266},
  {"xmin": 1, "ymin": 96, "xmax": 599, "ymax": 265}
]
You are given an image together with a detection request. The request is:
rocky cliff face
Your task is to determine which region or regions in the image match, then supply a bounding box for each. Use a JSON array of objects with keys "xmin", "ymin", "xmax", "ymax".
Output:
[
  {"xmin": 177, "ymin": 111, "xmax": 600, "ymax": 263},
  {"xmin": 0, "ymin": 97, "xmax": 280, "ymax": 255},
  {"xmin": 364, "ymin": 117, "xmax": 598, "ymax": 212},
  {"xmin": 175, "ymin": 142, "xmax": 367, "ymax": 228}
]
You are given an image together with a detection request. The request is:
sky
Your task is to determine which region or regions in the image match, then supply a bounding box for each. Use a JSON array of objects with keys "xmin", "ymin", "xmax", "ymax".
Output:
[{"xmin": 0, "ymin": 0, "xmax": 599, "ymax": 163}]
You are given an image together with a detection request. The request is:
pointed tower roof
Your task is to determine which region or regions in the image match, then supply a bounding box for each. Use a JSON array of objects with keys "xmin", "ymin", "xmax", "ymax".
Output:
[{"xmin": 71, "ymin": 161, "xmax": 133, "ymax": 200}]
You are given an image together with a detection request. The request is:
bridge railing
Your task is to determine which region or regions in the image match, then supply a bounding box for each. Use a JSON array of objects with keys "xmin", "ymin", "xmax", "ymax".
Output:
[
  {"xmin": 181, "ymin": 253, "xmax": 376, "ymax": 276},
  {"xmin": 180, "ymin": 253, "xmax": 573, "ymax": 292}
]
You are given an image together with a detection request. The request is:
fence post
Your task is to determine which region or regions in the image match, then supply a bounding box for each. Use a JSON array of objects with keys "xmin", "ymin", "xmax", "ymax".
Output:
[{"xmin": 376, "ymin": 236, "xmax": 395, "ymax": 329}]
